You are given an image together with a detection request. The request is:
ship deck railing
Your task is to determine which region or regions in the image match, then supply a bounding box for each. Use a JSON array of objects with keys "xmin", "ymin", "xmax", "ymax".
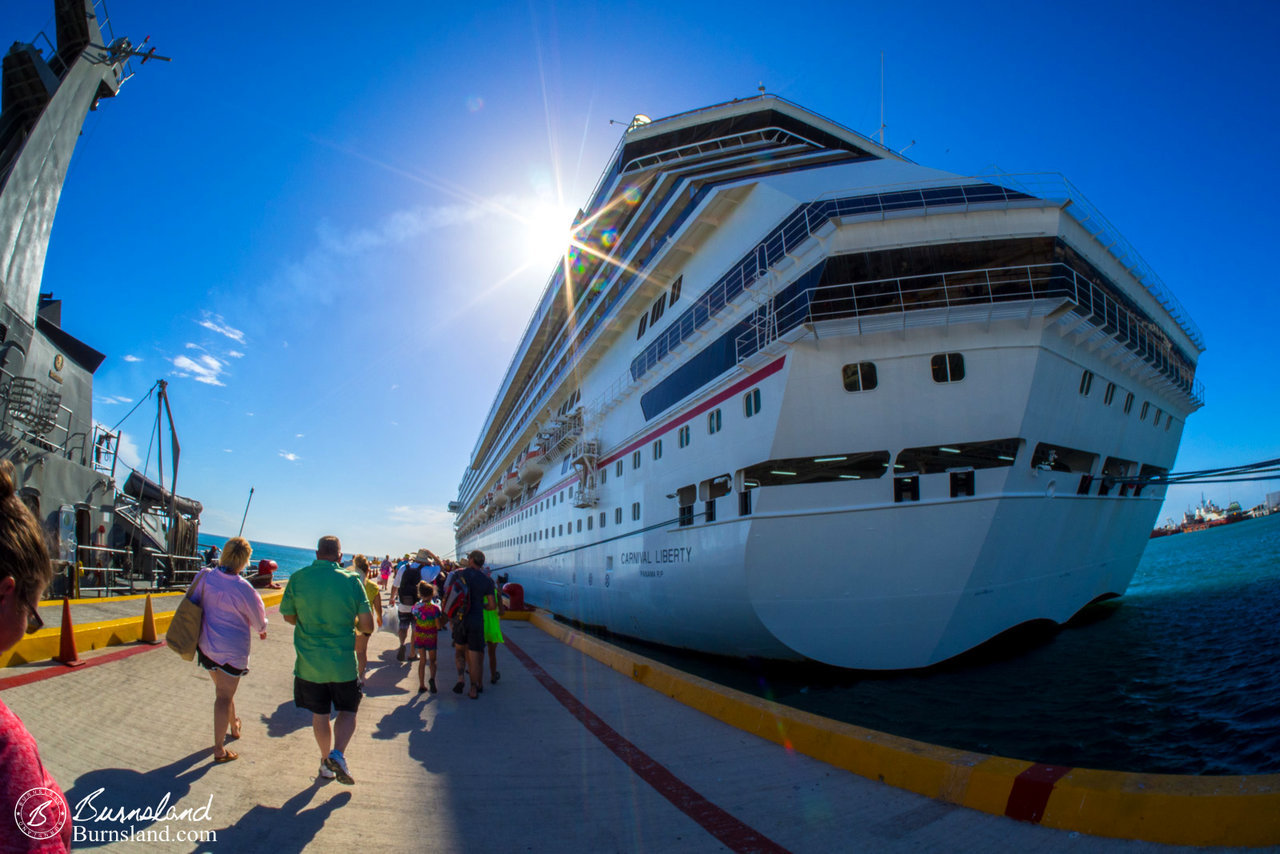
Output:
[{"xmin": 734, "ymin": 261, "xmax": 1204, "ymax": 407}]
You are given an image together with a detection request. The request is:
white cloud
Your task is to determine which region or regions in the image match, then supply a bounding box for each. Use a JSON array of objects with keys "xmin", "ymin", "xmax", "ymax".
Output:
[
  {"xmin": 198, "ymin": 313, "xmax": 246, "ymax": 345},
  {"xmin": 122, "ymin": 355, "xmax": 141, "ymax": 363},
  {"xmin": 95, "ymin": 395, "xmax": 133, "ymax": 406},
  {"xmin": 228, "ymin": 350, "xmax": 244, "ymax": 359},
  {"xmin": 295, "ymin": 433, "xmax": 304, "ymax": 438},
  {"xmin": 279, "ymin": 450, "xmax": 300, "ymax": 462},
  {"xmin": 171, "ymin": 353, "xmax": 226, "ymax": 386},
  {"xmin": 246, "ymin": 412, "xmax": 254, "ymax": 417},
  {"xmin": 223, "ymin": 448, "xmax": 233, "ymax": 453}
]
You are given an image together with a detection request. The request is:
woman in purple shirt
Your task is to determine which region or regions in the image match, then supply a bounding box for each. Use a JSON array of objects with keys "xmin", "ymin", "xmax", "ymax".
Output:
[{"xmin": 194, "ymin": 537, "xmax": 268, "ymax": 763}]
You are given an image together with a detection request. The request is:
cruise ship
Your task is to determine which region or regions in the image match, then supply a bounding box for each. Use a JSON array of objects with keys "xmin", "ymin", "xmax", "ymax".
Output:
[{"xmin": 452, "ymin": 95, "xmax": 1204, "ymax": 670}]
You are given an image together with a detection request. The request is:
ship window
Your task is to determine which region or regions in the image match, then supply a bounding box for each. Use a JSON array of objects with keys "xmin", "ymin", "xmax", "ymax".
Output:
[
  {"xmin": 653, "ymin": 439, "xmax": 663, "ymax": 460},
  {"xmin": 894, "ymin": 476, "xmax": 919, "ymax": 503},
  {"xmin": 632, "ymin": 450, "xmax": 642, "ymax": 470},
  {"xmin": 1123, "ymin": 392, "xmax": 1134, "ymax": 414},
  {"xmin": 1104, "ymin": 382, "xmax": 1116, "ymax": 406},
  {"xmin": 1165, "ymin": 417, "xmax": 1172, "ymax": 432},
  {"xmin": 704, "ymin": 499, "xmax": 716, "ymax": 522},
  {"xmin": 669, "ymin": 275, "xmax": 683, "ymax": 306},
  {"xmin": 896, "ymin": 438, "xmax": 1021, "ymax": 475},
  {"xmin": 739, "ymin": 489, "xmax": 752, "ymax": 516},
  {"xmin": 1079, "ymin": 369, "xmax": 1094, "ymax": 396},
  {"xmin": 1031, "ymin": 443, "xmax": 1096, "ymax": 474},
  {"xmin": 616, "ymin": 460, "xmax": 624, "ymax": 477},
  {"xmin": 615, "ymin": 507, "xmax": 623, "ymax": 525},
  {"xmin": 1140, "ymin": 401, "xmax": 1149, "ymax": 421},
  {"xmin": 577, "ymin": 519, "xmax": 582, "ymax": 533},
  {"xmin": 599, "ymin": 468, "xmax": 607, "ymax": 485},
  {"xmin": 950, "ymin": 470, "xmax": 975, "ymax": 498},
  {"xmin": 631, "ymin": 502, "xmax": 641, "ymax": 521},
  {"xmin": 677, "ymin": 484, "xmax": 696, "ymax": 527},
  {"xmin": 931, "ymin": 352, "xmax": 965, "ymax": 383},
  {"xmin": 744, "ymin": 388, "xmax": 761, "ymax": 418},
  {"xmin": 587, "ymin": 515, "xmax": 593, "ymax": 530},
  {"xmin": 842, "ymin": 361, "xmax": 878, "ymax": 392},
  {"xmin": 599, "ymin": 511, "xmax": 606, "ymax": 528},
  {"xmin": 558, "ymin": 524, "xmax": 564, "ymax": 536},
  {"xmin": 637, "ymin": 313, "xmax": 648, "ymax": 339},
  {"xmin": 650, "ymin": 294, "xmax": 666, "ymax": 326},
  {"xmin": 678, "ymin": 425, "xmax": 691, "ymax": 448},
  {"xmin": 742, "ymin": 450, "xmax": 891, "ymax": 486},
  {"xmin": 1153, "ymin": 408, "xmax": 1162, "ymax": 428},
  {"xmin": 708, "ymin": 409, "xmax": 722, "ymax": 434}
]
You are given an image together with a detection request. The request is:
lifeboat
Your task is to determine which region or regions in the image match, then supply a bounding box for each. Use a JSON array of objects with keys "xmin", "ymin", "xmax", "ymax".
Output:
[
  {"xmin": 518, "ymin": 446, "xmax": 545, "ymax": 483},
  {"xmin": 502, "ymin": 470, "xmax": 521, "ymax": 498},
  {"xmin": 495, "ymin": 491, "xmax": 510, "ymax": 508}
]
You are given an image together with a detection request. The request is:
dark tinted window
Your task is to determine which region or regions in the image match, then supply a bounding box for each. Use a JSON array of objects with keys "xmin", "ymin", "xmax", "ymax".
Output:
[{"xmin": 842, "ymin": 362, "xmax": 878, "ymax": 392}]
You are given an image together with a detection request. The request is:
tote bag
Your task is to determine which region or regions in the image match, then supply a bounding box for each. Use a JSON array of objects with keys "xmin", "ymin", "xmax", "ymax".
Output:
[{"xmin": 166, "ymin": 572, "xmax": 207, "ymax": 660}]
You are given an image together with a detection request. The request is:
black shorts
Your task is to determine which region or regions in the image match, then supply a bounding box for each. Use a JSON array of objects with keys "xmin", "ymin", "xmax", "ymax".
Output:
[
  {"xmin": 197, "ymin": 646, "xmax": 247, "ymax": 677},
  {"xmin": 452, "ymin": 618, "xmax": 485, "ymax": 652},
  {"xmin": 293, "ymin": 676, "xmax": 362, "ymax": 715}
]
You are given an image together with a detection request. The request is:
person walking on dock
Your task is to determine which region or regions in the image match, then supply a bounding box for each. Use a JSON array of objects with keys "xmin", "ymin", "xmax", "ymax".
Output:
[
  {"xmin": 452, "ymin": 550, "xmax": 495, "ymax": 700},
  {"xmin": 280, "ymin": 535, "xmax": 373, "ymax": 785},
  {"xmin": 194, "ymin": 536, "xmax": 269, "ymax": 764},
  {"xmin": 391, "ymin": 549, "xmax": 430, "ymax": 662}
]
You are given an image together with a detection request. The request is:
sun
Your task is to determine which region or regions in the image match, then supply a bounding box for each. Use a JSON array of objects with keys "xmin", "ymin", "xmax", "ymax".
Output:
[{"xmin": 520, "ymin": 201, "xmax": 578, "ymax": 269}]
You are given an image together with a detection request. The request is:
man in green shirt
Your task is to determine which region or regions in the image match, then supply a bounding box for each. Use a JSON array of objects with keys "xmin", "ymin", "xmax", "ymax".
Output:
[{"xmin": 281, "ymin": 535, "xmax": 373, "ymax": 784}]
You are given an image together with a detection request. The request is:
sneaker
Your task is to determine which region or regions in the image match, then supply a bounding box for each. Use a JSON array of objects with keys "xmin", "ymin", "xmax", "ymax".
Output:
[
  {"xmin": 318, "ymin": 761, "xmax": 336, "ymax": 780},
  {"xmin": 324, "ymin": 750, "xmax": 354, "ymax": 785}
]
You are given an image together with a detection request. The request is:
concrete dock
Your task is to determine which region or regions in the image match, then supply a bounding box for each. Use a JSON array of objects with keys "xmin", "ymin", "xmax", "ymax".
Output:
[{"xmin": 0, "ymin": 603, "xmax": 1272, "ymax": 852}]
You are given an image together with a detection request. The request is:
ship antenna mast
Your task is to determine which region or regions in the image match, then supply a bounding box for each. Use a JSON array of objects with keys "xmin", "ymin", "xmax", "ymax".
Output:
[{"xmin": 879, "ymin": 51, "xmax": 886, "ymax": 148}]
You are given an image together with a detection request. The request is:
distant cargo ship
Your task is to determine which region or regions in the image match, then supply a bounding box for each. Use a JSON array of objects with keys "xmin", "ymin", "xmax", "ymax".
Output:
[{"xmin": 453, "ymin": 95, "xmax": 1204, "ymax": 669}]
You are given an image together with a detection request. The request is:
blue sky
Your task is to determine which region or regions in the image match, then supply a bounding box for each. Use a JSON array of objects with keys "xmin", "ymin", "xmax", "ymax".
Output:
[{"xmin": 10, "ymin": 0, "xmax": 1279, "ymax": 553}]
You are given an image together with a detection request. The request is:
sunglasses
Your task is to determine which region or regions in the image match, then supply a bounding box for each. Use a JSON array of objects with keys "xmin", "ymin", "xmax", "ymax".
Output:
[{"xmin": 24, "ymin": 599, "xmax": 43, "ymax": 634}]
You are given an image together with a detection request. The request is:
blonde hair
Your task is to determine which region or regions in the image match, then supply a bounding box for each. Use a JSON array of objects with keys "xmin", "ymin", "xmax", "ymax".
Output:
[
  {"xmin": 221, "ymin": 536, "xmax": 253, "ymax": 571},
  {"xmin": 353, "ymin": 554, "xmax": 369, "ymax": 573},
  {"xmin": 0, "ymin": 461, "xmax": 52, "ymax": 602}
]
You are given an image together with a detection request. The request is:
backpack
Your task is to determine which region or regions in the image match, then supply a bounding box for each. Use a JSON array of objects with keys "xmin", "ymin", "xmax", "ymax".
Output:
[
  {"xmin": 398, "ymin": 563, "xmax": 423, "ymax": 606},
  {"xmin": 442, "ymin": 571, "xmax": 470, "ymax": 619}
]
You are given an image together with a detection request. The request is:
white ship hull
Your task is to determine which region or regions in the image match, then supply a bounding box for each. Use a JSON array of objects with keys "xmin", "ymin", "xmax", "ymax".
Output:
[{"xmin": 454, "ymin": 97, "xmax": 1202, "ymax": 669}]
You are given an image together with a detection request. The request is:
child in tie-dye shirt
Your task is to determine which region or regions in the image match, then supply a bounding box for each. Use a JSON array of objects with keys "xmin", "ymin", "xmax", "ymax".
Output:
[{"xmin": 411, "ymin": 581, "xmax": 445, "ymax": 693}]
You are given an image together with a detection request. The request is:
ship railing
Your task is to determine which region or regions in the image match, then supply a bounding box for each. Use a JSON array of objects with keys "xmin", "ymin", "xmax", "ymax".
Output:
[
  {"xmin": 0, "ymin": 371, "xmax": 78, "ymax": 456},
  {"xmin": 978, "ymin": 172, "xmax": 1203, "ymax": 351},
  {"xmin": 735, "ymin": 261, "xmax": 1205, "ymax": 406}
]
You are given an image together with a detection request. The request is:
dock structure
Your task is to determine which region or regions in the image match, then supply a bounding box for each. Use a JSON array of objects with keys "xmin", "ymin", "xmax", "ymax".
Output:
[{"xmin": 1, "ymin": 603, "xmax": 1275, "ymax": 851}]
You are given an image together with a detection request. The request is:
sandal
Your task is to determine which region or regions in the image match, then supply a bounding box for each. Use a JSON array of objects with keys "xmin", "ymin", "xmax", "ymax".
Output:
[
  {"xmin": 452, "ymin": 681, "xmax": 464, "ymax": 695},
  {"xmin": 491, "ymin": 671, "xmax": 500, "ymax": 684},
  {"xmin": 468, "ymin": 689, "xmax": 479, "ymax": 700},
  {"xmin": 228, "ymin": 718, "xmax": 242, "ymax": 740},
  {"xmin": 213, "ymin": 749, "xmax": 239, "ymax": 764}
]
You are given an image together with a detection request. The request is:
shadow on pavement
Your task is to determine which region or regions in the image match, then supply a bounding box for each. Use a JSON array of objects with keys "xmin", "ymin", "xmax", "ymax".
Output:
[
  {"xmin": 195, "ymin": 783, "xmax": 352, "ymax": 853},
  {"xmin": 64, "ymin": 749, "xmax": 212, "ymax": 848},
  {"xmin": 260, "ymin": 698, "xmax": 312, "ymax": 738}
]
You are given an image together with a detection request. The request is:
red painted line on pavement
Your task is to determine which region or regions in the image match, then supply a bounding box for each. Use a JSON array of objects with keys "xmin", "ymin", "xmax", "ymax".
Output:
[
  {"xmin": 0, "ymin": 642, "xmax": 168, "ymax": 691},
  {"xmin": 1004, "ymin": 763, "xmax": 1073, "ymax": 823},
  {"xmin": 507, "ymin": 637, "xmax": 791, "ymax": 854}
]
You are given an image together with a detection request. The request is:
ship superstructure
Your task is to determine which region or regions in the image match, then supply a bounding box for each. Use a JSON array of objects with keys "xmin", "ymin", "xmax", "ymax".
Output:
[
  {"xmin": 453, "ymin": 95, "xmax": 1203, "ymax": 669},
  {"xmin": 0, "ymin": 1, "xmax": 199, "ymax": 594}
]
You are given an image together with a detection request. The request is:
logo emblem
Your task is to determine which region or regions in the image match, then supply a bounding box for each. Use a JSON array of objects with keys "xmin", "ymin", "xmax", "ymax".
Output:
[
  {"xmin": 14, "ymin": 787, "xmax": 68, "ymax": 840},
  {"xmin": 53, "ymin": 354, "xmax": 64, "ymax": 372}
]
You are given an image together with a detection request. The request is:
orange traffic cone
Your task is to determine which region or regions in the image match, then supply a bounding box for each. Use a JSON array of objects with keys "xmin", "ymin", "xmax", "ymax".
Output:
[
  {"xmin": 55, "ymin": 597, "xmax": 85, "ymax": 667},
  {"xmin": 140, "ymin": 594, "xmax": 162, "ymax": 645}
]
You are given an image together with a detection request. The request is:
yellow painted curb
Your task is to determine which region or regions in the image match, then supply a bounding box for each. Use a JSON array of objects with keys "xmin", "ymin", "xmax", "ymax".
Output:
[
  {"xmin": 500, "ymin": 610, "xmax": 533, "ymax": 621},
  {"xmin": 1, "ymin": 590, "xmax": 286, "ymax": 668},
  {"xmin": 531, "ymin": 612, "xmax": 1280, "ymax": 847}
]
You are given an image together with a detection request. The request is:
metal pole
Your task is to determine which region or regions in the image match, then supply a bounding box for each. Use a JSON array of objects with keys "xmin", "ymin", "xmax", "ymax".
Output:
[{"xmin": 238, "ymin": 487, "xmax": 255, "ymax": 537}]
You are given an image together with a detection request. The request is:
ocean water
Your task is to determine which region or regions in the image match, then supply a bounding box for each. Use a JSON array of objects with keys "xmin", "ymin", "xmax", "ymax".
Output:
[
  {"xmin": 196, "ymin": 535, "xmax": 375, "ymax": 582},
  {"xmin": 593, "ymin": 513, "xmax": 1280, "ymax": 775}
]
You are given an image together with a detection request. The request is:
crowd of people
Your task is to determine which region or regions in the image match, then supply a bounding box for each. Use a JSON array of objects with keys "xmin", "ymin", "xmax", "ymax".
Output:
[
  {"xmin": 0, "ymin": 488, "xmax": 512, "ymax": 854},
  {"xmin": 192, "ymin": 540, "xmax": 506, "ymax": 786}
]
